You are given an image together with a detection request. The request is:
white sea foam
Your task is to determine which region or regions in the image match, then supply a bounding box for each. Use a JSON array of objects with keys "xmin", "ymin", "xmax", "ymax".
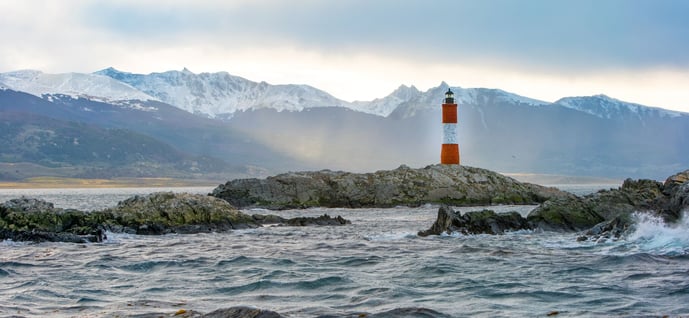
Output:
[
  {"xmin": 626, "ymin": 211, "xmax": 689, "ymax": 255},
  {"xmin": 365, "ymin": 231, "xmax": 417, "ymax": 241}
]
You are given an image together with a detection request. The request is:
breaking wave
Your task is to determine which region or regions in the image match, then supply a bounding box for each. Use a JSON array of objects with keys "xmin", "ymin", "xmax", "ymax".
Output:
[{"xmin": 625, "ymin": 212, "xmax": 689, "ymax": 256}]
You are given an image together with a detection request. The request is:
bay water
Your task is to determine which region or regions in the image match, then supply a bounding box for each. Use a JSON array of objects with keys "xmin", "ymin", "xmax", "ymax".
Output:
[{"xmin": 1, "ymin": 185, "xmax": 687, "ymax": 317}]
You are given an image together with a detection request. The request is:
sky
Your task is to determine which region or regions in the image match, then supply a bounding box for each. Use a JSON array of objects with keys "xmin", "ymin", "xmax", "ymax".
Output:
[{"xmin": 1, "ymin": 0, "xmax": 689, "ymax": 112}]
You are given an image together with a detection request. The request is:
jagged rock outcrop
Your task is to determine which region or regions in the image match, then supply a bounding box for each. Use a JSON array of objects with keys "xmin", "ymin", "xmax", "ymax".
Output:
[
  {"xmin": 528, "ymin": 169, "xmax": 689, "ymax": 238},
  {"xmin": 0, "ymin": 193, "xmax": 352, "ymax": 243},
  {"xmin": 0, "ymin": 197, "xmax": 107, "ymax": 243},
  {"xmin": 420, "ymin": 169, "xmax": 689, "ymax": 237},
  {"xmin": 102, "ymin": 192, "xmax": 258, "ymax": 234},
  {"xmin": 212, "ymin": 164, "xmax": 572, "ymax": 209},
  {"xmin": 418, "ymin": 205, "xmax": 531, "ymax": 236}
]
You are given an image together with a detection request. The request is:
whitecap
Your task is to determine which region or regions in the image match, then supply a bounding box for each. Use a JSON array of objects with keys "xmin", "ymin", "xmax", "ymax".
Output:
[
  {"xmin": 624, "ymin": 211, "xmax": 689, "ymax": 256},
  {"xmin": 365, "ymin": 231, "xmax": 417, "ymax": 241}
]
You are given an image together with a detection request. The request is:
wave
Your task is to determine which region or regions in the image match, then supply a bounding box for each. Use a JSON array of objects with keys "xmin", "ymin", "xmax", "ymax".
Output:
[{"xmin": 623, "ymin": 212, "xmax": 689, "ymax": 256}]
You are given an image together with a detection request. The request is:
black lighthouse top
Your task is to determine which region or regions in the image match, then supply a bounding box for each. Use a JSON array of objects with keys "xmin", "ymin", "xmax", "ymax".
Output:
[{"xmin": 444, "ymin": 88, "xmax": 455, "ymax": 104}]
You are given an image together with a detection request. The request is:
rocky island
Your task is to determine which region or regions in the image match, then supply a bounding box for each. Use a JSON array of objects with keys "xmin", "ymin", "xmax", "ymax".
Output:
[
  {"xmin": 0, "ymin": 192, "xmax": 349, "ymax": 243},
  {"xmin": 211, "ymin": 164, "xmax": 571, "ymax": 209},
  {"xmin": 419, "ymin": 169, "xmax": 689, "ymax": 240},
  {"xmin": 1, "ymin": 164, "xmax": 687, "ymax": 243}
]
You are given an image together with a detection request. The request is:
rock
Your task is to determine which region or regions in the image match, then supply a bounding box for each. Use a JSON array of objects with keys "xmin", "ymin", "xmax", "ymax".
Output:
[
  {"xmin": 285, "ymin": 214, "xmax": 351, "ymax": 226},
  {"xmin": 212, "ymin": 164, "xmax": 572, "ymax": 209},
  {"xmin": 103, "ymin": 192, "xmax": 258, "ymax": 235},
  {"xmin": 576, "ymin": 214, "xmax": 633, "ymax": 242},
  {"xmin": 0, "ymin": 193, "xmax": 354, "ymax": 243},
  {"xmin": 366, "ymin": 307, "xmax": 453, "ymax": 318},
  {"xmin": 663, "ymin": 169, "xmax": 689, "ymax": 222},
  {"xmin": 0, "ymin": 197, "xmax": 107, "ymax": 242},
  {"xmin": 0, "ymin": 228, "xmax": 98, "ymax": 243},
  {"xmin": 199, "ymin": 306, "xmax": 451, "ymax": 318},
  {"xmin": 418, "ymin": 205, "xmax": 531, "ymax": 236},
  {"xmin": 530, "ymin": 169, "xmax": 689, "ymax": 234},
  {"xmin": 202, "ymin": 306, "xmax": 283, "ymax": 318},
  {"xmin": 526, "ymin": 197, "xmax": 604, "ymax": 232}
]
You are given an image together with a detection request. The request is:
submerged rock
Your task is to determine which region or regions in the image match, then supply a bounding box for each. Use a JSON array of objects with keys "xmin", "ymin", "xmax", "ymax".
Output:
[
  {"xmin": 212, "ymin": 164, "xmax": 571, "ymax": 209},
  {"xmin": 285, "ymin": 214, "xmax": 350, "ymax": 226},
  {"xmin": 202, "ymin": 306, "xmax": 283, "ymax": 318},
  {"xmin": 418, "ymin": 205, "xmax": 531, "ymax": 236}
]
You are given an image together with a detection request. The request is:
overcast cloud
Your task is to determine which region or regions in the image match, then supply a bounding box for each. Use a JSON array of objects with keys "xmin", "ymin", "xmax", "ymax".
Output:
[{"xmin": 1, "ymin": 0, "xmax": 688, "ymax": 111}]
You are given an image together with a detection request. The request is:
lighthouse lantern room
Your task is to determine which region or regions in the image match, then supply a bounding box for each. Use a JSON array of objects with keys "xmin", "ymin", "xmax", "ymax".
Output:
[{"xmin": 441, "ymin": 88, "xmax": 460, "ymax": 164}]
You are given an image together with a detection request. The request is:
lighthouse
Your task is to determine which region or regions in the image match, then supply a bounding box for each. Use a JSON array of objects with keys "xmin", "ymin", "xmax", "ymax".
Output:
[{"xmin": 441, "ymin": 88, "xmax": 460, "ymax": 164}]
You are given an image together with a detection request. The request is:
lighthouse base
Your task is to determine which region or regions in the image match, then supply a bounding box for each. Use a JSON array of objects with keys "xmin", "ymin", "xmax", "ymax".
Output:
[{"xmin": 441, "ymin": 144, "xmax": 460, "ymax": 165}]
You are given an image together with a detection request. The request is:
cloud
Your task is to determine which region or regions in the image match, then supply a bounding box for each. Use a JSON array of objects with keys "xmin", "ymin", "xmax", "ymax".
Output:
[
  {"xmin": 77, "ymin": 0, "xmax": 689, "ymax": 72},
  {"xmin": 1, "ymin": 0, "xmax": 688, "ymax": 111}
]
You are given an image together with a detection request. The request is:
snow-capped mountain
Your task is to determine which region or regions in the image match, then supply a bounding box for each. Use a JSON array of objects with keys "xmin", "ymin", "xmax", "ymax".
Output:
[
  {"xmin": 0, "ymin": 70, "xmax": 155, "ymax": 102},
  {"xmin": 555, "ymin": 94, "xmax": 684, "ymax": 120},
  {"xmin": 95, "ymin": 67, "xmax": 350, "ymax": 118},
  {"xmin": 386, "ymin": 82, "xmax": 549, "ymax": 119},
  {"xmin": 350, "ymin": 84, "xmax": 422, "ymax": 117}
]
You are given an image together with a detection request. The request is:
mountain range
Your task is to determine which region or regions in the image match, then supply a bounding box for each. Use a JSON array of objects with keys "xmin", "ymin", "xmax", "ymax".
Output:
[{"xmin": 1, "ymin": 68, "xmax": 687, "ymax": 181}]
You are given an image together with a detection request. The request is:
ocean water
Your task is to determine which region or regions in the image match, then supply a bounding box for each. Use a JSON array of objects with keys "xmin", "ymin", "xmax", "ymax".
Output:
[{"xmin": 1, "ymin": 186, "xmax": 688, "ymax": 317}]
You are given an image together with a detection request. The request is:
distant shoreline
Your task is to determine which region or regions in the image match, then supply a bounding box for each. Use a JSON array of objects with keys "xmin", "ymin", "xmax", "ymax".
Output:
[
  {"xmin": 0, "ymin": 173, "xmax": 626, "ymax": 189},
  {"xmin": 0, "ymin": 177, "xmax": 221, "ymax": 189},
  {"xmin": 504, "ymin": 173, "xmax": 623, "ymax": 185}
]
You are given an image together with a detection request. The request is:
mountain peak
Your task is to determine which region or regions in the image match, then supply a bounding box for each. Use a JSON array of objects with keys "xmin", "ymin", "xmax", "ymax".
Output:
[
  {"xmin": 0, "ymin": 70, "xmax": 155, "ymax": 102},
  {"xmin": 556, "ymin": 94, "xmax": 684, "ymax": 119},
  {"xmin": 96, "ymin": 68, "xmax": 349, "ymax": 118}
]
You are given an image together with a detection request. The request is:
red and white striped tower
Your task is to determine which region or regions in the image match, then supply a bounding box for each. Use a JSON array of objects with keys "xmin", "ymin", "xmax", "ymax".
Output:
[{"xmin": 441, "ymin": 88, "xmax": 460, "ymax": 164}]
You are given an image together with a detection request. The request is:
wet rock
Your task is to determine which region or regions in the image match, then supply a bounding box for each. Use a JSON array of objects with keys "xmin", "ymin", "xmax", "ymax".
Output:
[
  {"xmin": 212, "ymin": 164, "xmax": 572, "ymax": 209},
  {"xmin": 202, "ymin": 306, "xmax": 283, "ymax": 318},
  {"xmin": 285, "ymin": 214, "xmax": 351, "ymax": 226},
  {"xmin": 531, "ymin": 169, "xmax": 689, "ymax": 234},
  {"xmin": 576, "ymin": 214, "xmax": 633, "ymax": 242},
  {"xmin": 0, "ymin": 228, "xmax": 97, "ymax": 243},
  {"xmin": 526, "ymin": 197, "xmax": 604, "ymax": 232},
  {"xmin": 0, "ymin": 193, "xmax": 353, "ymax": 243},
  {"xmin": 418, "ymin": 204, "xmax": 530, "ymax": 236},
  {"xmin": 0, "ymin": 197, "xmax": 108, "ymax": 242},
  {"xmin": 663, "ymin": 169, "xmax": 689, "ymax": 222},
  {"xmin": 102, "ymin": 192, "xmax": 258, "ymax": 235}
]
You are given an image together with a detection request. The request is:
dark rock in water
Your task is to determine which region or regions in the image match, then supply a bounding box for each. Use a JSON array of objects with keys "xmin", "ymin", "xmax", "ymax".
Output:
[
  {"xmin": 102, "ymin": 192, "xmax": 258, "ymax": 235},
  {"xmin": 212, "ymin": 164, "xmax": 571, "ymax": 209},
  {"xmin": 526, "ymin": 197, "xmax": 604, "ymax": 232},
  {"xmin": 576, "ymin": 214, "xmax": 633, "ymax": 242},
  {"xmin": 202, "ymin": 306, "xmax": 283, "ymax": 318},
  {"xmin": 199, "ymin": 306, "xmax": 449, "ymax": 318},
  {"xmin": 251, "ymin": 214, "xmax": 286, "ymax": 225},
  {"xmin": 0, "ymin": 228, "xmax": 98, "ymax": 243},
  {"xmin": 418, "ymin": 205, "xmax": 530, "ymax": 236},
  {"xmin": 663, "ymin": 169, "xmax": 689, "ymax": 222},
  {"xmin": 0, "ymin": 197, "xmax": 108, "ymax": 242},
  {"xmin": 286, "ymin": 214, "xmax": 351, "ymax": 226},
  {"xmin": 0, "ymin": 193, "xmax": 352, "ymax": 243},
  {"xmin": 365, "ymin": 307, "xmax": 453, "ymax": 318},
  {"xmin": 530, "ymin": 169, "xmax": 689, "ymax": 235}
]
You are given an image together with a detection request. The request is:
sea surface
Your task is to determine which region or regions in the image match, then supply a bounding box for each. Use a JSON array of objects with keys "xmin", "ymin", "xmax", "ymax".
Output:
[{"xmin": 1, "ymin": 185, "xmax": 688, "ymax": 317}]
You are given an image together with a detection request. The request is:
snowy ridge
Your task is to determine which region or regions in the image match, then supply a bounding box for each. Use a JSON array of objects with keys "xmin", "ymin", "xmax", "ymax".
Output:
[
  {"xmin": 385, "ymin": 82, "xmax": 550, "ymax": 118},
  {"xmin": 95, "ymin": 68, "xmax": 350, "ymax": 118},
  {"xmin": 556, "ymin": 94, "xmax": 685, "ymax": 119},
  {"xmin": 350, "ymin": 84, "xmax": 421, "ymax": 117},
  {"xmin": 0, "ymin": 70, "xmax": 156, "ymax": 102},
  {"xmin": 2, "ymin": 68, "xmax": 685, "ymax": 121}
]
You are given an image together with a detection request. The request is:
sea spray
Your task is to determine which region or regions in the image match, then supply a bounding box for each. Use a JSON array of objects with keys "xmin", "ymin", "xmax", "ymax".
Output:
[{"xmin": 626, "ymin": 211, "xmax": 689, "ymax": 256}]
